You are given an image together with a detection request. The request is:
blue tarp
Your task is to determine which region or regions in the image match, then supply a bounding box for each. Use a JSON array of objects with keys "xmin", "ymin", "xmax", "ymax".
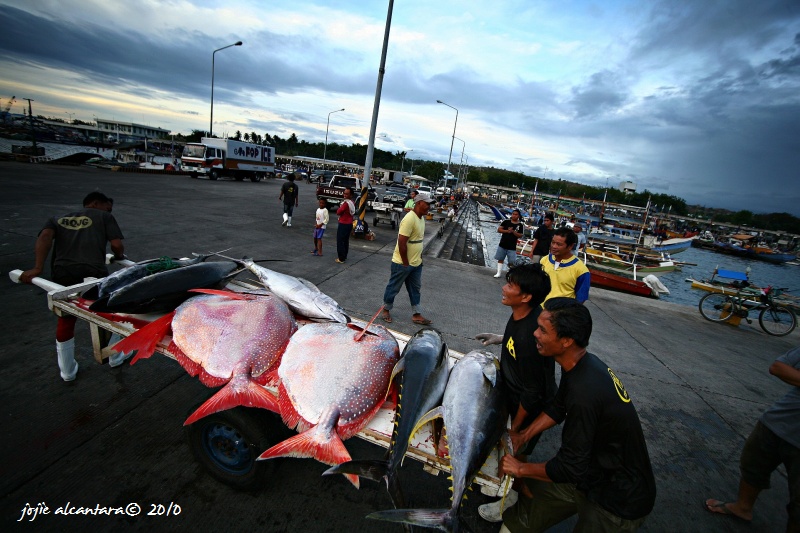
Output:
[{"xmin": 715, "ymin": 269, "xmax": 748, "ymax": 281}]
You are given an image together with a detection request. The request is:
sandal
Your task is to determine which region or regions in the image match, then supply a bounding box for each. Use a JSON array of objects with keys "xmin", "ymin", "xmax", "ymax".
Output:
[
  {"xmin": 412, "ymin": 315, "xmax": 432, "ymax": 325},
  {"xmin": 382, "ymin": 311, "xmax": 392, "ymax": 323},
  {"xmin": 703, "ymin": 500, "xmax": 751, "ymax": 523}
]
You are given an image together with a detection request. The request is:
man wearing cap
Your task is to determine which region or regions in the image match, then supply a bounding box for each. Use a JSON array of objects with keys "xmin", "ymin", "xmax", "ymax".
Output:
[
  {"xmin": 572, "ymin": 223, "xmax": 587, "ymax": 255},
  {"xmin": 20, "ymin": 191, "xmax": 128, "ymax": 381},
  {"xmin": 279, "ymin": 172, "xmax": 299, "ymax": 227},
  {"xmin": 381, "ymin": 192, "xmax": 433, "ymax": 325}
]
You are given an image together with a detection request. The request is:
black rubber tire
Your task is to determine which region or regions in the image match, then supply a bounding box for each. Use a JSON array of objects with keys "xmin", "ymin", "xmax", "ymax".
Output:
[
  {"xmin": 699, "ymin": 293, "xmax": 735, "ymax": 322},
  {"xmin": 191, "ymin": 172, "xmax": 198, "ymax": 179},
  {"xmin": 250, "ymin": 173, "xmax": 263, "ymax": 182},
  {"xmin": 758, "ymin": 305, "xmax": 797, "ymax": 336},
  {"xmin": 184, "ymin": 405, "xmax": 280, "ymax": 491},
  {"xmin": 209, "ymin": 169, "xmax": 219, "ymax": 180},
  {"xmin": 234, "ymin": 172, "xmax": 244, "ymax": 181}
]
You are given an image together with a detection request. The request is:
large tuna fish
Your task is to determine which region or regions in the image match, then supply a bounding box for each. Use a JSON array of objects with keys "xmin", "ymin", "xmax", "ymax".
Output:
[
  {"xmin": 82, "ymin": 254, "xmax": 209, "ymax": 301},
  {"xmin": 257, "ymin": 322, "xmax": 399, "ymax": 488},
  {"xmin": 324, "ymin": 327, "xmax": 450, "ymax": 508},
  {"xmin": 238, "ymin": 258, "xmax": 349, "ymax": 323},
  {"xmin": 89, "ymin": 260, "xmax": 243, "ymax": 313},
  {"xmin": 113, "ymin": 291, "xmax": 296, "ymax": 425},
  {"xmin": 367, "ymin": 350, "xmax": 507, "ymax": 532}
]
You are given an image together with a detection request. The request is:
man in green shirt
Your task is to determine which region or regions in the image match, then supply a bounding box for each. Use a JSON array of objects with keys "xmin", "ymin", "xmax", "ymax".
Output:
[{"xmin": 381, "ymin": 192, "xmax": 432, "ymax": 325}]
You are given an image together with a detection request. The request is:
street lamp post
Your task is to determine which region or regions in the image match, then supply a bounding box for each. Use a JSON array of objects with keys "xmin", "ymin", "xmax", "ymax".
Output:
[
  {"xmin": 400, "ymin": 149, "xmax": 413, "ymax": 173},
  {"xmin": 323, "ymin": 108, "xmax": 345, "ymax": 168},
  {"xmin": 210, "ymin": 41, "xmax": 242, "ymax": 137},
  {"xmin": 436, "ymin": 99, "xmax": 458, "ymax": 177},
  {"xmin": 453, "ymin": 136, "xmax": 465, "ymax": 190}
]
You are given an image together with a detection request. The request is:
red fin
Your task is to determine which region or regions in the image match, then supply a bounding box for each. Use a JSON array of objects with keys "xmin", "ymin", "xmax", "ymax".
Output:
[
  {"xmin": 277, "ymin": 382, "xmax": 302, "ymax": 430},
  {"xmin": 257, "ymin": 427, "xmax": 359, "ymax": 488},
  {"xmin": 188, "ymin": 288, "xmax": 251, "ymax": 300},
  {"xmin": 113, "ymin": 312, "xmax": 175, "ymax": 364},
  {"xmin": 170, "ymin": 342, "xmax": 201, "ymax": 377},
  {"xmin": 183, "ymin": 375, "xmax": 280, "ymax": 426},
  {"xmin": 198, "ymin": 369, "xmax": 230, "ymax": 388},
  {"xmin": 338, "ymin": 399, "xmax": 386, "ymax": 441}
]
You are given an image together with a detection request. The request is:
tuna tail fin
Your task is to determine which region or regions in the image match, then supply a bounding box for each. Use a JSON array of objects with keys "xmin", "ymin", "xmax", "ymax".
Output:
[
  {"xmin": 258, "ymin": 424, "xmax": 359, "ymax": 488},
  {"xmin": 409, "ymin": 406, "xmax": 444, "ymax": 441},
  {"xmin": 183, "ymin": 374, "xmax": 280, "ymax": 426},
  {"xmin": 112, "ymin": 311, "xmax": 175, "ymax": 364},
  {"xmin": 323, "ymin": 459, "xmax": 388, "ymax": 483},
  {"xmin": 366, "ymin": 508, "xmax": 454, "ymax": 532}
]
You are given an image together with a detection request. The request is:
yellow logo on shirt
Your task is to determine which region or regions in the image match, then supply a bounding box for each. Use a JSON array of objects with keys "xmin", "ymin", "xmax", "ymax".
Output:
[
  {"xmin": 506, "ymin": 337, "xmax": 516, "ymax": 359},
  {"xmin": 608, "ymin": 368, "xmax": 631, "ymax": 403},
  {"xmin": 57, "ymin": 216, "xmax": 93, "ymax": 230}
]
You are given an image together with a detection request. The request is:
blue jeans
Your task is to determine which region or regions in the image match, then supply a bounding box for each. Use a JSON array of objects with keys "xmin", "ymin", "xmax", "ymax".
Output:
[{"xmin": 383, "ymin": 261, "xmax": 423, "ymax": 314}]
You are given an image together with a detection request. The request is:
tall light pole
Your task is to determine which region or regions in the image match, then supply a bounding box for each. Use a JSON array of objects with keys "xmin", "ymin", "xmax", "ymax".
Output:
[
  {"xmin": 323, "ymin": 108, "xmax": 345, "ymax": 167},
  {"xmin": 210, "ymin": 40, "xmax": 242, "ymax": 137},
  {"xmin": 65, "ymin": 112, "xmax": 74, "ymax": 123},
  {"xmin": 400, "ymin": 149, "xmax": 413, "ymax": 173},
  {"xmin": 436, "ymin": 99, "xmax": 458, "ymax": 177},
  {"xmin": 453, "ymin": 136, "xmax": 465, "ymax": 187}
]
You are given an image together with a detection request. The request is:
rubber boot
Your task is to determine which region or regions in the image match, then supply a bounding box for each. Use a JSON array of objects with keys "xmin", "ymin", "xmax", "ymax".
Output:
[
  {"xmin": 107, "ymin": 333, "xmax": 134, "ymax": 368},
  {"xmin": 287, "ymin": 216, "xmax": 292, "ymax": 227},
  {"xmin": 282, "ymin": 213, "xmax": 288, "ymax": 226},
  {"xmin": 57, "ymin": 338, "xmax": 78, "ymax": 382},
  {"xmin": 493, "ymin": 262, "xmax": 504, "ymax": 278}
]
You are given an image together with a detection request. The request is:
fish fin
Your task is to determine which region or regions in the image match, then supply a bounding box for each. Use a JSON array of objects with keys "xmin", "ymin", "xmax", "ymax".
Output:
[
  {"xmin": 197, "ymin": 369, "xmax": 230, "ymax": 388},
  {"xmin": 437, "ymin": 342, "xmax": 450, "ymax": 368},
  {"xmin": 113, "ymin": 312, "xmax": 175, "ymax": 364},
  {"xmin": 409, "ymin": 406, "xmax": 444, "ymax": 441},
  {"xmin": 366, "ymin": 508, "xmax": 454, "ymax": 531},
  {"xmin": 322, "ymin": 459, "xmax": 388, "ymax": 483},
  {"xmin": 258, "ymin": 426, "xmax": 359, "ymax": 488},
  {"xmin": 188, "ymin": 288, "xmax": 249, "ymax": 299},
  {"xmin": 296, "ymin": 277, "xmax": 321, "ymax": 293},
  {"xmin": 390, "ymin": 357, "xmax": 406, "ymax": 382},
  {"xmin": 183, "ymin": 376, "xmax": 279, "ymax": 426},
  {"xmin": 169, "ymin": 342, "xmax": 201, "ymax": 376},
  {"xmin": 482, "ymin": 357, "xmax": 499, "ymax": 387},
  {"xmin": 277, "ymin": 382, "xmax": 302, "ymax": 430}
]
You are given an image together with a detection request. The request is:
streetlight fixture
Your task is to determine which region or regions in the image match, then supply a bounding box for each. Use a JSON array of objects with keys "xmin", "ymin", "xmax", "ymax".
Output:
[
  {"xmin": 400, "ymin": 149, "xmax": 413, "ymax": 173},
  {"xmin": 453, "ymin": 136, "xmax": 465, "ymax": 192},
  {"xmin": 323, "ymin": 108, "xmax": 345, "ymax": 168},
  {"xmin": 210, "ymin": 40, "xmax": 243, "ymax": 137},
  {"xmin": 436, "ymin": 99, "xmax": 458, "ymax": 177},
  {"xmin": 65, "ymin": 112, "xmax": 74, "ymax": 123}
]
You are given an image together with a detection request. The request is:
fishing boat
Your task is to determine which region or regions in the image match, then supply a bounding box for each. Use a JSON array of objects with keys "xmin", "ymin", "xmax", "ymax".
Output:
[
  {"xmin": 582, "ymin": 246, "xmax": 677, "ymax": 278},
  {"xmin": 588, "ymin": 268, "xmax": 657, "ymax": 298}
]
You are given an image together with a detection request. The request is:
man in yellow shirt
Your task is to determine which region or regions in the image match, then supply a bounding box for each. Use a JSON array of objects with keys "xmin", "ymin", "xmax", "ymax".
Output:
[
  {"xmin": 540, "ymin": 227, "xmax": 590, "ymax": 304},
  {"xmin": 381, "ymin": 193, "xmax": 433, "ymax": 325}
]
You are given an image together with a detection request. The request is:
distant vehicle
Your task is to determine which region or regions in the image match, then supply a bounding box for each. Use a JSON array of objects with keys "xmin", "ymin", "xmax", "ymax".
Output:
[
  {"xmin": 181, "ymin": 137, "xmax": 275, "ymax": 182},
  {"xmin": 436, "ymin": 186, "xmax": 451, "ymax": 196},
  {"xmin": 416, "ymin": 185, "xmax": 433, "ymax": 196},
  {"xmin": 382, "ymin": 184, "xmax": 410, "ymax": 208},
  {"xmin": 317, "ymin": 175, "xmax": 377, "ymax": 210},
  {"xmin": 310, "ymin": 169, "xmax": 336, "ymax": 184},
  {"xmin": 378, "ymin": 170, "xmax": 405, "ymax": 185}
]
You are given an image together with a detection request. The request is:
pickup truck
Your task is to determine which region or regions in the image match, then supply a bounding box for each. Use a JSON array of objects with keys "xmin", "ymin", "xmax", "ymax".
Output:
[
  {"xmin": 316, "ymin": 175, "xmax": 376, "ymax": 210},
  {"xmin": 382, "ymin": 184, "xmax": 411, "ymax": 208}
]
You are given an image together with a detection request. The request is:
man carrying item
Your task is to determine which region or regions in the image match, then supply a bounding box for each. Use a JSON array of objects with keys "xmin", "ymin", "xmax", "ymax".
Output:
[
  {"xmin": 493, "ymin": 209, "xmax": 525, "ymax": 278},
  {"xmin": 540, "ymin": 227, "xmax": 590, "ymax": 304},
  {"xmin": 500, "ymin": 298, "xmax": 657, "ymax": 533},
  {"xmin": 279, "ymin": 172, "xmax": 299, "ymax": 227},
  {"xmin": 20, "ymin": 192, "xmax": 128, "ymax": 381},
  {"xmin": 475, "ymin": 263, "xmax": 555, "ymax": 522},
  {"xmin": 529, "ymin": 212, "xmax": 554, "ymax": 264},
  {"xmin": 381, "ymin": 192, "xmax": 433, "ymax": 325},
  {"xmin": 705, "ymin": 346, "xmax": 800, "ymax": 532}
]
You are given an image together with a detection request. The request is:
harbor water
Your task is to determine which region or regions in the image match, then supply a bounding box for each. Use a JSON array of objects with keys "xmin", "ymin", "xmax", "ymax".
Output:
[{"xmin": 477, "ymin": 213, "xmax": 799, "ymax": 308}]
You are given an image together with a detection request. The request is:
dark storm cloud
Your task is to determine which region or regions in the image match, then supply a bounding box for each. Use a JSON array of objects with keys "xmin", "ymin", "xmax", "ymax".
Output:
[{"xmin": 569, "ymin": 70, "xmax": 630, "ymax": 119}]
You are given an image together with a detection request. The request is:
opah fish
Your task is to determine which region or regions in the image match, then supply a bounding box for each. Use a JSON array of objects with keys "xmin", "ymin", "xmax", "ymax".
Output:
[
  {"xmin": 89, "ymin": 260, "xmax": 243, "ymax": 313},
  {"xmin": 257, "ymin": 322, "xmax": 399, "ymax": 488},
  {"xmin": 324, "ymin": 327, "xmax": 450, "ymax": 508},
  {"xmin": 367, "ymin": 349, "xmax": 507, "ymax": 532},
  {"xmin": 113, "ymin": 291, "xmax": 296, "ymax": 425}
]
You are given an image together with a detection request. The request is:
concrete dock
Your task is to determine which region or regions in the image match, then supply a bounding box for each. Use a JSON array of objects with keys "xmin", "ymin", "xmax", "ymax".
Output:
[{"xmin": 1, "ymin": 161, "xmax": 797, "ymax": 532}]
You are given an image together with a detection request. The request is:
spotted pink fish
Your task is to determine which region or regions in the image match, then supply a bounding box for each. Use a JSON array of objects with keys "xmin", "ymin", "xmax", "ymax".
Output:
[{"xmin": 257, "ymin": 322, "xmax": 399, "ymax": 488}]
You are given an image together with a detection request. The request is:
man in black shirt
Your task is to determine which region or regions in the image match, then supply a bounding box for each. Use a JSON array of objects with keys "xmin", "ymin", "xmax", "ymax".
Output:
[
  {"xmin": 500, "ymin": 297, "xmax": 656, "ymax": 532},
  {"xmin": 279, "ymin": 173, "xmax": 299, "ymax": 227},
  {"xmin": 475, "ymin": 263, "xmax": 554, "ymax": 522},
  {"xmin": 493, "ymin": 209, "xmax": 525, "ymax": 278},
  {"xmin": 529, "ymin": 212, "xmax": 554, "ymax": 264}
]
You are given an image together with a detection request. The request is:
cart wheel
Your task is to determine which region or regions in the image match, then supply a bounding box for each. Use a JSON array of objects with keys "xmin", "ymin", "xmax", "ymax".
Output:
[
  {"xmin": 184, "ymin": 405, "xmax": 281, "ymax": 491},
  {"xmin": 373, "ymin": 218, "xmax": 378, "ymax": 226}
]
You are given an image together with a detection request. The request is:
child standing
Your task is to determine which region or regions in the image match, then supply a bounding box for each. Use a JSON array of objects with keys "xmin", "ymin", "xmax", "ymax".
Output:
[{"xmin": 313, "ymin": 198, "xmax": 329, "ymax": 256}]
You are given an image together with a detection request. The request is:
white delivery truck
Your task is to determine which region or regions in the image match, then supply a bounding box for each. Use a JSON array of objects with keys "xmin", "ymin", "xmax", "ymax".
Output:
[{"xmin": 181, "ymin": 137, "xmax": 276, "ymax": 182}]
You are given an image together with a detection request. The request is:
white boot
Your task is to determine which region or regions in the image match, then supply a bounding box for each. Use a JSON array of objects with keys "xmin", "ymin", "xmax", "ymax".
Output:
[
  {"xmin": 287, "ymin": 216, "xmax": 292, "ymax": 227},
  {"xmin": 57, "ymin": 338, "xmax": 79, "ymax": 382},
  {"xmin": 493, "ymin": 262, "xmax": 504, "ymax": 278},
  {"xmin": 478, "ymin": 489, "xmax": 518, "ymax": 523},
  {"xmin": 282, "ymin": 213, "xmax": 288, "ymax": 226},
  {"xmin": 107, "ymin": 333, "xmax": 134, "ymax": 368}
]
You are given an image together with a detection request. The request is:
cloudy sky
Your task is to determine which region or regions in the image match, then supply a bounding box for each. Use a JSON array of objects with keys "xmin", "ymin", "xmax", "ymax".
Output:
[{"xmin": 1, "ymin": 0, "xmax": 799, "ymax": 215}]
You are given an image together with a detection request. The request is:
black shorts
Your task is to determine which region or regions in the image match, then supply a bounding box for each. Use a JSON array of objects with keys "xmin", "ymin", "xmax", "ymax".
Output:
[{"xmin": 52, "ymin": 264, "xmax": 108, "ymax": 287}]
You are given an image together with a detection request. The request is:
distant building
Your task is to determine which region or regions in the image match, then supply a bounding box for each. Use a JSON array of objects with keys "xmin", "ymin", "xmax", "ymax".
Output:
[
  {"xmin": 619, "ymin": 180, "xmax": 637, "ymax": 194},
  {"xmin": 96, "ymin": 119, "xmax": 170, "ymax": 141}
]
